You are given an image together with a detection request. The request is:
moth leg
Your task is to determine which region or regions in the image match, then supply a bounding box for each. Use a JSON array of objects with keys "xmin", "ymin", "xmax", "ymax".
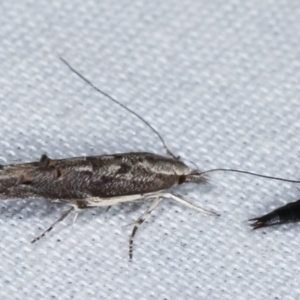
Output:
[
  {"xmin": 129, "ymin": 197, "xmax": 162, "ymax": 260},
  {"xmin": 31, "ymin": 206, "xmax": 75, "ymax": 244},
  {"xmin": 162, "ymin": 192, "xmax": 219, "ymax": 216},
  {"xmin": 58, "ymin": 200, "xmax": 89, "ymax": 224},
  {"xmin": 73, "ymin": 212, "xmax": 79, "ymax": 223}
]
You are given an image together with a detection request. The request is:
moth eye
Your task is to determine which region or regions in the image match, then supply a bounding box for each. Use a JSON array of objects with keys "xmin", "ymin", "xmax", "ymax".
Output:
[{"xmin": 178, "ymin": 175, "xmax": 187, "ymax": 185}]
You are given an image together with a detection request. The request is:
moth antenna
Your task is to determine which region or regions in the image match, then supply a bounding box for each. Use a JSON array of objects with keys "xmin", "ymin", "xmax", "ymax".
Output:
[
  {"xmin": 199, "ymin": 168, "xmax": 300, "ymax": 183},
  {"xmin": 59, "ymin": 57, "xmax": 177, "ymax": 160}
]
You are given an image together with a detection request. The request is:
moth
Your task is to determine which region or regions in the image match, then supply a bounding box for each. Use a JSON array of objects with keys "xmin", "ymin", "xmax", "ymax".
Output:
[
  {"xmin": 1, "ymin": 58, "xmax": 221, "ymax": 260},
  {"xmin": 1, "ymin": 58, "xmax": 299, "ymax": 259}
]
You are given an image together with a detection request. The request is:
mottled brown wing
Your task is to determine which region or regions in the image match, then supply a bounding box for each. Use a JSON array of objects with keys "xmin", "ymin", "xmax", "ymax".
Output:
[{"xmin": 0, "ymin": 152, "xmax": 197, "ymax": 200}]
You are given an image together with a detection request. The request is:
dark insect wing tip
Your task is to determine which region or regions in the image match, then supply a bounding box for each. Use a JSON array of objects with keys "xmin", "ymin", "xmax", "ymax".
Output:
[
  {"xmin": 248, "ymin": 200, "xmax": 300, "ymax": 230},
  {"xmin": 248, "ymin": 212, "xmax": 281, "ymax": 229},
  {"xmin": 248, "ymin": 217, "xmax": 259, "ymax": 222},
  {"xmin": 248, "ymin": 218, "xmax": 266, "ymax": 229}
]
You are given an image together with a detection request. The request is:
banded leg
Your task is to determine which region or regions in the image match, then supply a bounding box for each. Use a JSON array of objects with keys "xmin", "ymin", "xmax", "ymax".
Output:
[
  {"xmin": 129, "ymin": 197, "xmax": 162, "ymax": 260},
  {"xmin": 31, "ymin": 206, "xmax": 75, "ymax": 244}
]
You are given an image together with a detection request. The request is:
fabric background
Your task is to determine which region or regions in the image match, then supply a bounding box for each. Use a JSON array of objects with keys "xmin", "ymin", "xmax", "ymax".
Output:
[{"xmin": 1, "ymin": 1, "xmax": 300, "ymax": 299}]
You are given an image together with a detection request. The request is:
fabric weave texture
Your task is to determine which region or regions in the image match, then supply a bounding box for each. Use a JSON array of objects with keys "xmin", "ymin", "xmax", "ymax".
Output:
[{"xmin": 1, "ymin": 1, "xmax": 300, "ymax": 299}]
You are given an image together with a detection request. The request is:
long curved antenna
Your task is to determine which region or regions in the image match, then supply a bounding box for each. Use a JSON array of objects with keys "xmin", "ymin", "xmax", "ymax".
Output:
[
  {"xmin": 59, "ymin": 57, "xmax": 176, "ymax": 160},
  {"xmin": 199, "ymin": 168, "xmax": 300, "ymax": 183}
]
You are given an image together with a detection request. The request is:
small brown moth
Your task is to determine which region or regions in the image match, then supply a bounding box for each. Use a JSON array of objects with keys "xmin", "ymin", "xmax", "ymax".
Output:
[
  {"xmin": 51, "ymin": 60, "xmax": 300, "ymax": 244},
  {"xmin": 1, "ymin": 58, "xmax": 299, "ymax": 259},
  {"xmin": 0, "ymin": 58, "xmax": 220, "ymax": 260}
]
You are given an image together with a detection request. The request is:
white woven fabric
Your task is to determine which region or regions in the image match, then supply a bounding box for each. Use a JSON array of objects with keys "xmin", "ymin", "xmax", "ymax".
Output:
[{"xmin": 1, "ymin": 0, "xmax": 300, "ymax": 299}]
